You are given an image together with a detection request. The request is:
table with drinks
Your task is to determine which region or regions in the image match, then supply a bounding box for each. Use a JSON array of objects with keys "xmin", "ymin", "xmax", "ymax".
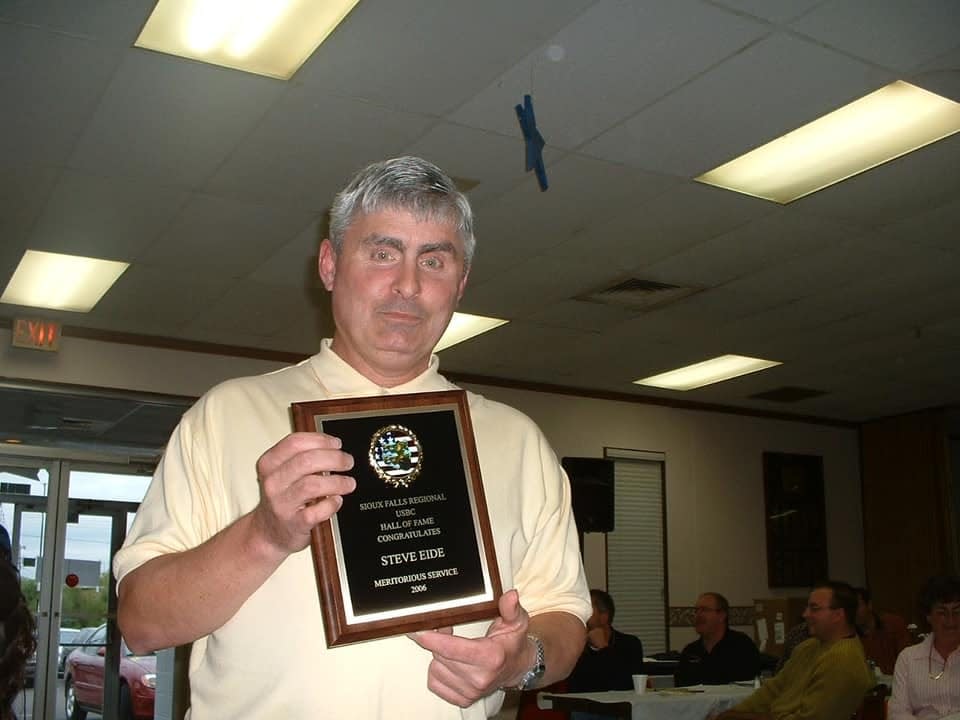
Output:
[{"xmin": 539, "ymin": 682, "xmax": 754, "ymax": 720}]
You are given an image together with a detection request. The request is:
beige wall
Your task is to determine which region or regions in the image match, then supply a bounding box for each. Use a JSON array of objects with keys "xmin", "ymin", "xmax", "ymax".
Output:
[{"xmin": 1, "ymin": 330, "xmax": 864, "ymax": 649}]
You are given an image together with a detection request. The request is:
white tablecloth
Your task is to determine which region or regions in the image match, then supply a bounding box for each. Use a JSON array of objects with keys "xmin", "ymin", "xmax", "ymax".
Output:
[{"xmin": 540, "ymin": 683, "xmax": 754, "ymax": 720}]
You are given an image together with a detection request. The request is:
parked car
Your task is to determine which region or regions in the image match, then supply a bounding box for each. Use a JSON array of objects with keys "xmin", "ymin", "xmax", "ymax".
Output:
[
  {"xmin": 58, "ymin": 627, "xmax": 87, "ymax": 677},
  {"xmin": 63, "ymin": 624, "xmax": 156, "ymax": 720}
]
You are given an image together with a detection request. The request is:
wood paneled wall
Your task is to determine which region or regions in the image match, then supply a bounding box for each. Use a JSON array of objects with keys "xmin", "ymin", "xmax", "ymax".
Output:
[{"xmin": 861, "ymin": 409, "xmax": 958, "ymax": 627}]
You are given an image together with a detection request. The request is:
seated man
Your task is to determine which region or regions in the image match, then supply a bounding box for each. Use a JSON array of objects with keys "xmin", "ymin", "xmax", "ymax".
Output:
[
  {"xmin": 676, "ymin": 592, "xmax": 760, "ymax": 686},
  {"xmin": 888, "ymin": 574, "xmax": 960, "ymax": 720},
  {"xmin": 715, "ymin": 580, "xmax": 874, "ymax": 720},
  {"xmin": 566, "ymin": 589, "xmax": 645, "ymax": 692},
  {"xmin": 855, "ymin": 585, "xmax": 912, "ymax": 675}
]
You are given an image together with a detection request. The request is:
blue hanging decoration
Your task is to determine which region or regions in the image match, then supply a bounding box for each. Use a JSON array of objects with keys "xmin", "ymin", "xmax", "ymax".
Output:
[{"xmin": 515, "ymin": 94, "xmax": 548, "ymax": 191}]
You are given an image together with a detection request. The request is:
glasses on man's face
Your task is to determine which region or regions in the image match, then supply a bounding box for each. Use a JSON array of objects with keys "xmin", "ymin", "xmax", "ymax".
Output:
[
  {"xmin": 805, "ymin": 603, "xmax": 835, "ymax": 613},
  {"xmin": 694, "ymin": 606, "xmax": 721, "ymax": 614},
  {"xmin": 930, "ymin": 604, "xmax": 960, "ymax": 621}
]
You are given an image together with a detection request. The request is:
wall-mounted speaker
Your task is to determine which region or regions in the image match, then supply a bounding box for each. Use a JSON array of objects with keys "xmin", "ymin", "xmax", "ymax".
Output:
[{"xmin": 561, "ymin": 456, "xmax": 615, "ymax": 534}]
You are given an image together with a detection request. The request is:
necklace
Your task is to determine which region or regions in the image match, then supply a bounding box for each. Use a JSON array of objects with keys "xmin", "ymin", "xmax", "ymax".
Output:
[{"xmin": 929, "ymin": 643, "xmax": 947, "ymax": 681}]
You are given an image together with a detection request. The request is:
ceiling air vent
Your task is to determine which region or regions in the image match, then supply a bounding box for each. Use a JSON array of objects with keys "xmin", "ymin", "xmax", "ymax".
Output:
[
  {"xmin": 575, "ymin": 278, "xmax": 703, "ymax": 312},
  {"xmin": 749, "ymin": 386, "xmax": 828, "ymax": 403}
]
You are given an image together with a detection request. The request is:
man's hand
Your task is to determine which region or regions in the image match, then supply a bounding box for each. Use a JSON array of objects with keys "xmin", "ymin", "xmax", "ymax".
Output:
[
  {"xmin": 586, "ymin": 625, "xmax": 610, "ymax": 649},
  {"xmin": 409, "ymin": 590, "xmax": 532, "ymax": 707},
  {"xmin": 251, "ymin": 432, "xmax": 356, "ymax": 556}
]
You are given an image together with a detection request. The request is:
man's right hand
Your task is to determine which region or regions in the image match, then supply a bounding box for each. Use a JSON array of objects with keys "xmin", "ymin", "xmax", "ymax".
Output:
[
  {"xmin": 586, "ymin": 626, "xmax": 611, "ymax": 649},
  {"xmin": 251, "ymin": 432, "xmax": 356, "ymax": 555}
]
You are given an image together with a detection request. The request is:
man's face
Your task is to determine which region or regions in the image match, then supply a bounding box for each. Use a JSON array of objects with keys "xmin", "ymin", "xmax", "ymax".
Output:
[
  {"xmin": 693, "ymin": 594, "xmax": 726, "ymax": 636},
  {"xmin": 927, "ymin": 600, "xmax": 960, "ymax": 648},
  {"xmin": 803, "ymin": 588, "xmax": 842, "ymax": 641},
  {"xmin": 319, "ymin": 208, "xmax": 468, "ymax": 386}
]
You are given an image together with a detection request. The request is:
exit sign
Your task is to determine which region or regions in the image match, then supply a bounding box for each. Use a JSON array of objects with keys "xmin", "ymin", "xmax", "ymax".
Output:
[{"xmin": 12, "ymin": 317, "xmax": 61, "ymax": 351}]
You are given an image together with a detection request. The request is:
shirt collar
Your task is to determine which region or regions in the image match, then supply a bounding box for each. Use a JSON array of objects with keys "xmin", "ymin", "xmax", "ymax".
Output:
[{"xmin": 308, "ymin": 339, "xmax": 457, "ymax": 398}]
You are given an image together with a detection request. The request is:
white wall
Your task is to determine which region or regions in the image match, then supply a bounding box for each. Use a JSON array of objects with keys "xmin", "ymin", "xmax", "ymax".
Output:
[
  {"xmin": 458, "ymin": 384, "xmax": 863, "ymax": 650},
  {"xmin": 1, "ymin": 330, "xmax": 864, "ymax": 650}
]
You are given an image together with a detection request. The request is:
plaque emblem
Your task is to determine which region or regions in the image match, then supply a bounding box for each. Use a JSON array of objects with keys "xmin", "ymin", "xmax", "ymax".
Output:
[{"xmin": 369, "ymin": 424, "xmax": 423, "ymax": 488}]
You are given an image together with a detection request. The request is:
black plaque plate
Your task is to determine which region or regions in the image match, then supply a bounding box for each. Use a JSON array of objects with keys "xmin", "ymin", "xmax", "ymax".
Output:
[{"xmin": 291, "ymin": 390, "xmax": 501, "ymax": 646}]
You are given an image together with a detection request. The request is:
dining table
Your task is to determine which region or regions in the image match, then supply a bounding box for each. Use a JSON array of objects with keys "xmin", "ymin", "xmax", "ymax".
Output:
[{"xmin": 539, "ymin": 682, "xmax": 754, "ymax": 720}]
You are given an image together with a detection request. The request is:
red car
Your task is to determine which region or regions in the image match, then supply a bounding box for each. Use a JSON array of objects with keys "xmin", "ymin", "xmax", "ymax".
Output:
[{"xmin": 64, "ymin": 623, "xmax": 156, "ymax": 720}]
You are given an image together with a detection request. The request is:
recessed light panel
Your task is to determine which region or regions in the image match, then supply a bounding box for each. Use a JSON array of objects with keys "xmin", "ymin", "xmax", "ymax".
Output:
[
  {"xmin": 135, "ymin": 0, "xmax": 362, "ymax": 80},
  {"xmin": 634, "ymin": 354, "xmax": 781, "ymax": 391},
  {"xmin": 435, "ymin": 313, "xmax": 508, "ymax": 353},
  {"xmin": 1, "ymin": 250, "xmax": 129, "ymax": 313},
  {"xmin": 696, "ymin": 81, "xmax": 960, "ymax": 204}
]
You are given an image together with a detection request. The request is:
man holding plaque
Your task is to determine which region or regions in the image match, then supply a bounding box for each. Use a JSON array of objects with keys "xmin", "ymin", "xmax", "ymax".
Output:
[{"xmin": 114, "ymin": 156, "xmax": 591, "ymax": 719}]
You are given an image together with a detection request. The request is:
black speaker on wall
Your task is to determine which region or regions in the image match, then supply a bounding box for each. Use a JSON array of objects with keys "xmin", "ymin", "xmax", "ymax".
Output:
[{"xmin": 561, "ymin": 456, "xmax": 615, "ymax": 534}]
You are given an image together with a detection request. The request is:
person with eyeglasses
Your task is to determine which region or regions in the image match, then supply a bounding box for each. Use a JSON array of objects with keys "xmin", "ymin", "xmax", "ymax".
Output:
[
  {"xmin": 715, "ymin": 580, "xmax": 873, "ymax": 720},
  {"xmin": 888, "ymin": 575, "xmax": 960, "ymax": 720},
  {"xmin": 675, "ymin": 592, "xmax": 760, "ymax": 686}
]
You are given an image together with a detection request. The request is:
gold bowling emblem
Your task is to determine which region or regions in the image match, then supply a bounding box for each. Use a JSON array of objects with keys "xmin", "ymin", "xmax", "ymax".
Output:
[{"xmin": 369, "ymin": 424, "xmax": 423, "ymax": 488}]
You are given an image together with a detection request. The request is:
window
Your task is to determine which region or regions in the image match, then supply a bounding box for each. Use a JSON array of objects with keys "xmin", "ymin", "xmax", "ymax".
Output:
[{"xmin": 605, "ymin": 449, "xmax": 667, "ymax": 654}]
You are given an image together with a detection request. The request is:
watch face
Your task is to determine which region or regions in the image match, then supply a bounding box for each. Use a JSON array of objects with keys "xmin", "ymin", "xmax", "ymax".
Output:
[{"xmin": 519, "ymin": 634, "xmax": 546, "ymax": 689}]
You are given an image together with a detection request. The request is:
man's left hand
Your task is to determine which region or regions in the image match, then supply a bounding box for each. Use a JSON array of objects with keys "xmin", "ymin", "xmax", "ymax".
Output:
[{"xmin": 409, "ymin": 589, "xmax": 532, "ymax": 707}]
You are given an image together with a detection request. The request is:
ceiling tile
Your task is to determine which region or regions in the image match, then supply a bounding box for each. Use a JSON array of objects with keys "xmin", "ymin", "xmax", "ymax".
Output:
[
  {"xmin": 28, "ymin": 170, "xmax": 189, "ymax": 261},
  {"xmin": 184, "ymin": 280, "xmax": 325, "ymax": 339},
  {"xmin": 141, "ymin": 194, "xmax": 316, "ymax": 278},
  {"xmin": 0, "ymin": 22, "xmax": 124, "ymax": 166},
  {"xmin": 790, "ymin": 0, "xmax": 960, "ymax": 72},
  {"xmin": 0, "ymin": 166, "xmax": 60, "ymax": 252},
  {"xmin": 68, "ymin": 50, "xmax": 285, "ymax": 187},
  {"xmin": 249, "ymin": 220, "xmax": 324, "ymax": 288},
  {"xmin": 577, "ymin": 181, "xmax": 776, "ymax": 274},
  {"xmin": 297, "ymin": 0, "xmax": 597, "ymax": 116},
  {"xmin": 640, "ymin": 209, "xmax": 864, "ymax": 287},
  {"xmin": 467, "ymin": 153, "xmax": 677, "ymax": 283},
  {"xmin": 0, "ymin": 0, "xmax": 154, "ymax": 45},
  {"xmin": 793, "ymin": 132, "xmax": 960, "ymax": 227},
  {"xmin": 88, "ymin": 263, "xmax": 233, "ymax": 331},
  {"xmin": 582, "ymin": 32, "xmax": 892, "ymax": 176},
  {"xmin": 203, "ymin": 88, "xmax": 435, "ymax": 208},
  {"xmin": 402, "ymin": 123, "xmax": 538, "ymax": 208},
  {"xmin": 448, "ymin": 0, "xmax": 767, "ymax": 149},
  {"xmin": 708, "ymin": 0, "xmax": 823, "ymax": 24}
]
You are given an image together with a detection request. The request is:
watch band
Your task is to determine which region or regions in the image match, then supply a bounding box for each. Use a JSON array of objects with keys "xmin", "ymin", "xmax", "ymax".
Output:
[{"xmin": 516, "ymin": 634, "xmax": 546, "ymax": 691}]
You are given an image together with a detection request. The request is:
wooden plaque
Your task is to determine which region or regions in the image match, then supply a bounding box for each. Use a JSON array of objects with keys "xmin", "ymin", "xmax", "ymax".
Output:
[{"xmin": 291, "ymin": 390, "xmax": 501, "ymax": 646}]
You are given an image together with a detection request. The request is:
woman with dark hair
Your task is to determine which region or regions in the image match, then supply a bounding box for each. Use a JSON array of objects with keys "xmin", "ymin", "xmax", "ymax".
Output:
[
  {"xmin": 888, "ymin": 575, "xmax": 960, "ymax": 720},
  {"xmin": 0, "ymin": 562, "xmax": 36, "ymax": 720}
]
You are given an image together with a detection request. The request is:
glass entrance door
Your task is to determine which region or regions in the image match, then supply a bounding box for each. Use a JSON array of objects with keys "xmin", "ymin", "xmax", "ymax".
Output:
[{"xmin": 1, "ymin": 455, "xmax": 152, "ymax": 720}]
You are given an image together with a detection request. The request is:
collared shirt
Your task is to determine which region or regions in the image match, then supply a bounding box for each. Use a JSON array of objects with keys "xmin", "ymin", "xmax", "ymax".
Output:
[
  {"xmin": 115, "ymin": 340, "xmax": 591, "ymax": 720},
  {"xmin": 888, "ymin": 635, "xmax": 960, "ymax": 720},
  {"xmin": 676, "ymin": 627, "xmax": 761, "ymax": 686},
  {"xmin": 567, "ymin": 628, "xmax": 645, "ymax": 692}
]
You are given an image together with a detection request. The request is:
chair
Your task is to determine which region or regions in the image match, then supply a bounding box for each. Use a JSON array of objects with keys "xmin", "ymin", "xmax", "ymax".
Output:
[
  {"xmin": 852, "ymin": 684, "xmax": 890, "ymax": 720},
  {"xmin": 515, "ymin": 680, "xmax": 570, "ymax": 720}
]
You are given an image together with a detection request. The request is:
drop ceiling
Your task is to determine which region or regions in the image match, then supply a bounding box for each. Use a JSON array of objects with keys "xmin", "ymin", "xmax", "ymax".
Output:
[{"xmin": 1, "ymin": 0, "xmax": 959, "ymax": 428}]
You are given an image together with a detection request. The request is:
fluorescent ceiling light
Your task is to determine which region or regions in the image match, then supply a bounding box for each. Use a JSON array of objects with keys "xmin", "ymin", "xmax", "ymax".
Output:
[
  {"xmin": 435, "ymin": 313, "xmax": 508, "ymax": 353},
  {"xmin": 1, "ymin": 250, "xmax": 129, "ymax": 313},
  {"xmin": 696, "ymin": 81, "xmax": 960, "ymax": 204},
  {"xmin": 134, "ymin": 0, "xmax": 362, "ymax": 80},
  {"xmin": 634, "ymin": 354, "xmax": 781, "ymax": 391}
]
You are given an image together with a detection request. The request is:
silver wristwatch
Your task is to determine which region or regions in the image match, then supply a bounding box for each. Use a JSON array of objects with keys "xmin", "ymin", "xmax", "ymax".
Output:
[{"xmin": 516, "ymin": 634, "xmax": 546, "ymax": 690}]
